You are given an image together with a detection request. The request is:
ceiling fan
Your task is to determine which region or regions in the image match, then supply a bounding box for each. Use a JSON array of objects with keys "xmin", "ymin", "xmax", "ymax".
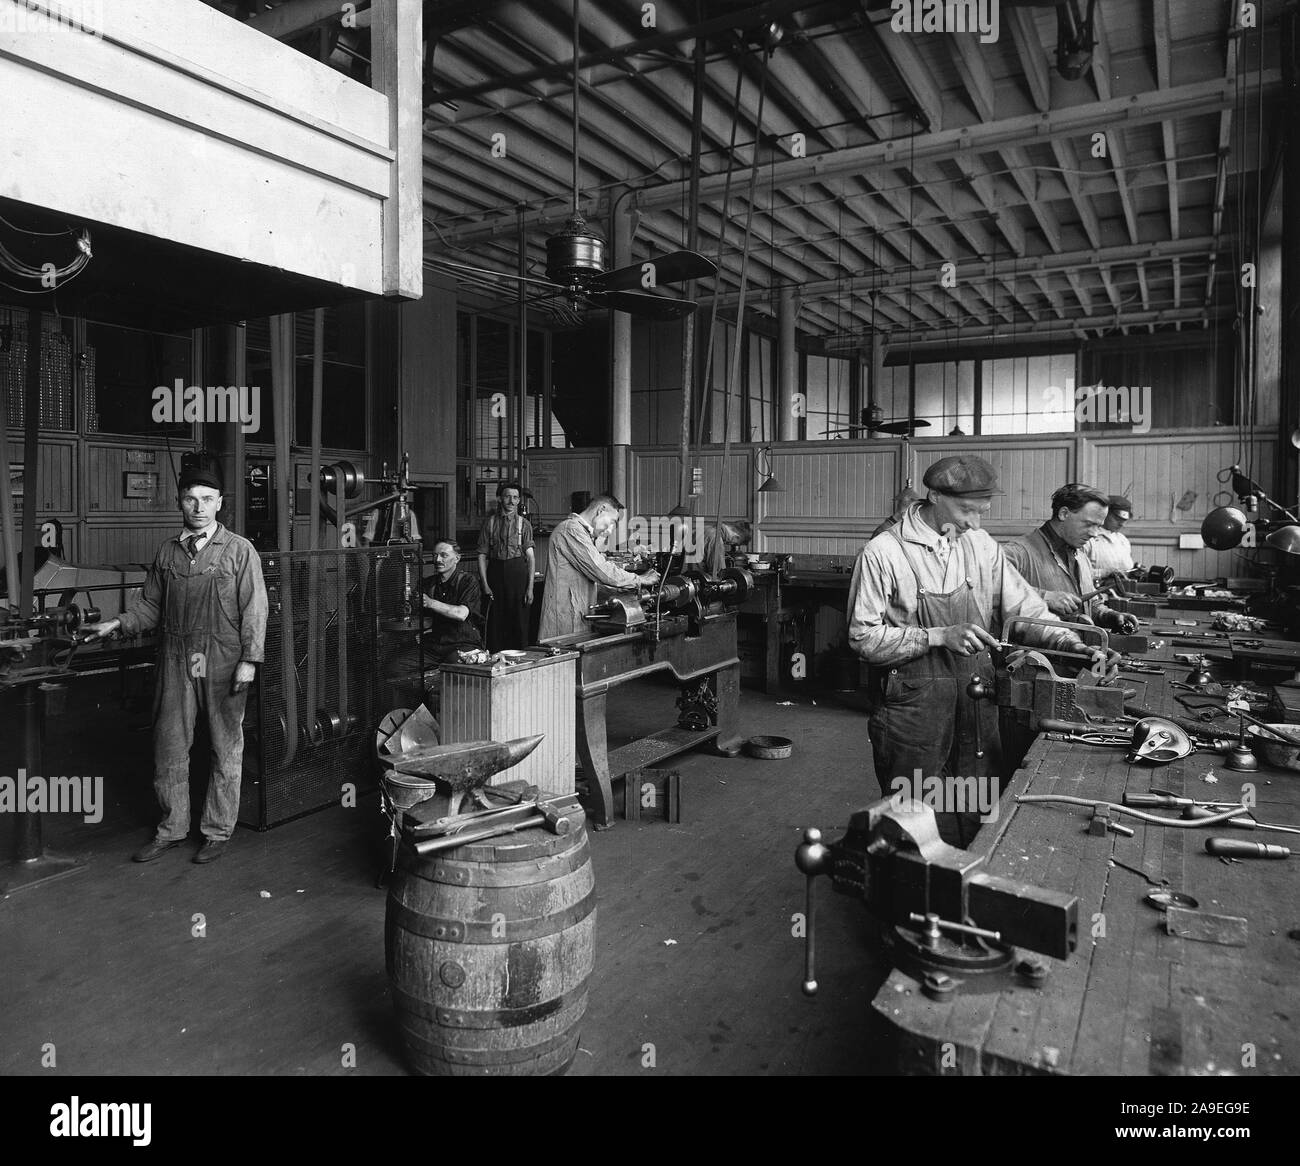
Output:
[
  {"xmin": 428, "ymin": 0, "xmax": 717, "ymax": 322},
  {"xmin": 827, "ymin": 405, "xmax": 932, "ymax": 437}
]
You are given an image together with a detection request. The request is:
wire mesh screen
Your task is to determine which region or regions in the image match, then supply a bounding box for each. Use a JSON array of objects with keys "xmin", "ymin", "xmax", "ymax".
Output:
[{"xmin": 240, "ymin": 544, "xmax": 423, "ymax": 829}]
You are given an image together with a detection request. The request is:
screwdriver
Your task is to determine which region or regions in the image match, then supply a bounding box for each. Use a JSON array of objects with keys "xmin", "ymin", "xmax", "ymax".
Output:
[
  {"xmin": 1204, "ymin": 837, "xmax": 1291, "ymax": 859},
  {"xmin": 1126, "ymin": 794, "xmax": 1242, "ymax": 810},
  {"xmin": 1181, "ymin": 805, "xmax": 1300, "ymax": 836}
]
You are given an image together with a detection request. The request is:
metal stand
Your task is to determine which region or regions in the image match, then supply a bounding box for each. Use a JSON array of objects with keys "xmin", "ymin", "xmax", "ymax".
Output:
[{"xmin": 2, "ymin": 679, "xmax": 84, "ymax": 895}]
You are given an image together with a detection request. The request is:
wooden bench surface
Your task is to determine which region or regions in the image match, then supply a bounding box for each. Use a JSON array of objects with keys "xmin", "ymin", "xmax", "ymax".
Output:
[{"xmin": 875, "ymin": 614, "xmax": 1300, "ymax": 1076}]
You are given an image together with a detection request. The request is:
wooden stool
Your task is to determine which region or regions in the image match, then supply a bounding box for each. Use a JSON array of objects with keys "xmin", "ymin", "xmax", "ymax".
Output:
[{"xmin": 623, "ymin": 768, "xmax": 681, "ymax": 823}]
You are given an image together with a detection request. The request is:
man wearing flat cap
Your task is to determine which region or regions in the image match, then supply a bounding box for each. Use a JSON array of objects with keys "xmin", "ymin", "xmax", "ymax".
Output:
[
  {"xmin": 848, "ymin": 455, "xmax": 1105, "ymax": 844},
  {"xmin": 1004, "ymin": 484, "xmax": 1139, "ymax": 633},
  {"xmin": 87, "ymin": 466, "xmax": 267, "ymax": 865},
  {"xmin": 1085, "ymin": 494, "xmax": 1137, "ymax": 585}
]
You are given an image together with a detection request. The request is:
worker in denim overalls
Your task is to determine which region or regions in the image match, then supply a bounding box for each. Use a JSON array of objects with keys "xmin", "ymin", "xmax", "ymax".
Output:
[{"xmin": 848, "ymin": 456, "xmax": 1104, "ymax": 845}]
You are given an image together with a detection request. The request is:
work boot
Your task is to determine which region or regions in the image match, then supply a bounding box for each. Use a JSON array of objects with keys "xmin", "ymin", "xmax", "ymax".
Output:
[
  {"xmin": 132, "ymin": 838, "xmax": 185, "ymax": 863},
  {"xmin": 193, "ymin": 840, "xmax": 228, "ymax": 865}
]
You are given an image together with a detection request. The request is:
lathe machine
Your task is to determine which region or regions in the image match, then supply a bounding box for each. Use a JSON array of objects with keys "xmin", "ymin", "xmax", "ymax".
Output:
[{"xmin": 543, "ymin": 565, "xmax": 754, "ymax": 827}]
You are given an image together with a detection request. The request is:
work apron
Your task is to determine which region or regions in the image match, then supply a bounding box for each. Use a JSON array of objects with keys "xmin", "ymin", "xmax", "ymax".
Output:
[
  {"xmin": 865, "ymin": 531, "xmax": 1002, "ymax": 846},
  {"xmin": 486, "ymin": 556, "xmax": 531, "ymax": 651}
]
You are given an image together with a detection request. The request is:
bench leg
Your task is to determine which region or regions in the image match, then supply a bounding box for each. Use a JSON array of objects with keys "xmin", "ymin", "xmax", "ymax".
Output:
[
  {"xmin": 714, "ymin": 663, "xmax": 744, "ymax": 753},
  {"xmin": 576, "ymin": 689, "xmax": 615, "ymax": 829}
]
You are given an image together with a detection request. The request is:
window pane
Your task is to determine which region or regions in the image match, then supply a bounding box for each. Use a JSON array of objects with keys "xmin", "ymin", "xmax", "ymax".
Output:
[
  {"xmin": 85, "ymin": 319, "xmax": 192, "ymax": 438},
  {"xmin": 914, "ymin": 362, "xmax": 944, "ymax": 429},
  {"xmin": 956, "ymin": 360, "xmax": 975, "ymax": 433},
  {"xmin": 805, "ymin": 355, "xmax": 828, "ymax": 415}
]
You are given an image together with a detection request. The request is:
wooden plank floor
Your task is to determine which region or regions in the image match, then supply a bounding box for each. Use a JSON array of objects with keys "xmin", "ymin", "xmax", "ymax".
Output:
[{"xmin": 0, "ymin": 675, "xmax": 893, "ymax": 1076}]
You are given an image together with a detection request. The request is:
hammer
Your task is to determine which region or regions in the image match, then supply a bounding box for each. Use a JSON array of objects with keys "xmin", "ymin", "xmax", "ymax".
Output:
[{"xmin": 412, "ymin": 798, "xmax": 578, "ymax": 856}]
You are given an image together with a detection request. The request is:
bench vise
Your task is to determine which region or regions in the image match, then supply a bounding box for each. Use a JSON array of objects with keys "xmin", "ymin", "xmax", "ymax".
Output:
[
  {"xmin": 795, "ymin": 799, "xmax": 1078, "ymax": 998},
  {"xmin": 996, "ymin": 617, "xmax": 1126, "ymax": 729}
]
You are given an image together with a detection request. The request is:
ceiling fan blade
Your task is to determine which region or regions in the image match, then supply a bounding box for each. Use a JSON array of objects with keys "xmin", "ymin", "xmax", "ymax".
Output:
[
  {"xmin": 592, "ymin": 290, "xmax": 698, "ymax": 320},
  {"xmin": 590, "ymin": 250, "xmax": 718, "ymax": 292},
  {"xmin": 872, "ymin": 419, "xmax": 933, "ymax": 435}
]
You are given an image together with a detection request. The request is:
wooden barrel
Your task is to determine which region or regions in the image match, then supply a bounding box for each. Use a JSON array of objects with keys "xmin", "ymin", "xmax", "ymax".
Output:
[{"xmin": 385, "ymin": 821, "xmax": 596, "ymax": 1075}]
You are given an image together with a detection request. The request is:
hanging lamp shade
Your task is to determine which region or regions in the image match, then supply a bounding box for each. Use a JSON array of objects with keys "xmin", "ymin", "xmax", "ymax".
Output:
[
  {"xmin": 758, "ymin": 476, "xmax": 784, "ymax": 493},
  {"xmin": 1265, "ymin": 525, "xmax": 1300, "ymax": 555}
]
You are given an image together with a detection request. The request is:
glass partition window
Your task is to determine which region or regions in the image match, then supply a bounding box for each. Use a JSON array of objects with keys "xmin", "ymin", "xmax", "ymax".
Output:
[{"xmin": 982, "ymin": 352, "xmax": 1076, "ymax": 435}]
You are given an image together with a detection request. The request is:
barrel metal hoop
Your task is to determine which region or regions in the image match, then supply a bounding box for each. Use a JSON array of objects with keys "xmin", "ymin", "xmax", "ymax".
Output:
[
  {"xmin": 389, "ymin": 887, "xmax": 596, "ymax": 944},
  {"xmin": 392, "ymin": 982, "xmax": 589, "ymax": 1030},
  {"xmin": 414, "ymin": 1025, "xmax": 582, "ymax": 1068},
  {"xmin": 420, "ymin": 840, "xmax": 592, "ymax": 887}
]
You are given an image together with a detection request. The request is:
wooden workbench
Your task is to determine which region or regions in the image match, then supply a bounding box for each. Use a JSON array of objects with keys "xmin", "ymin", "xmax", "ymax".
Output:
[{"xmin": 873, "ymin": 613, "xmax": 1300, "ymax": 1075}]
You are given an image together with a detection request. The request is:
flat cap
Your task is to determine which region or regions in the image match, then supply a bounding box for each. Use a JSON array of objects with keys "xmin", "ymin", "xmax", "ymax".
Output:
[
  {"xmin": 923, "ymin": 455, "xmax": 1003, "ymax": 498},
  {"xmin": 1108, "ymin": 495, "xmax": 1133, "ymax": 519},
  {"xmin": 178, "ymin": 466, "xmax": 223, "ymax": 493}
]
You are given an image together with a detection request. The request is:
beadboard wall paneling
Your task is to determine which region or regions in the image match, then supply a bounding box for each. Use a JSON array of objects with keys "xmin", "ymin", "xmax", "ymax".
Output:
[
  {"xmin": 523, "ymin": 450, "xmax": 605, "ymax": 523},
  {"xmin": 630, "ymin": 448, "xmax": 754, "ymax": 521},
  {"xmin": 81, "ymin": 521, "xmax": 178, "ymax": 563},
  {"xmin": 85, "ymin": 444, "xmax": 178, "ymax": 516},
  {"xmin": 6, "ymin": 438, "xmax": 76, "ymax": 516},
  {"xmin": 757, "ymin": 443, "xmax": 901, "ymax": 525},
  {"xmin": 911, "ymin": 440, "xmax": 1074, "ymax": 524}
]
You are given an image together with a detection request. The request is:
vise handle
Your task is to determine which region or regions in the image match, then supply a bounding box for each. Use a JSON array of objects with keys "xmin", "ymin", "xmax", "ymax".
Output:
[{"xmin": 795, "ymin": 801, "xmax": 1079, "ymax": 997}]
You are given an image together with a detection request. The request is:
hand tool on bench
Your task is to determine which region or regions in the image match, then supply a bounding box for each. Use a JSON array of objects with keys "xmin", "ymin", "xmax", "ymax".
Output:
[
  {"xmin": 1125, "ymin": 792, "xmax": 1243, "ymax": 810},
  {"xmin": 1204, "ymin": 838, "xmax": 1291, "ymax": 859},
  {"xmin": 408, "ymin": 792, "xmax": 580, "ymax": 838},
  {"xmin": 412, "ymin": 797, "xmax": 581, "ymax": 856},
  {"xmin": 1180, "ymin": 804, "xmax": 1300, "ymax": 836}
]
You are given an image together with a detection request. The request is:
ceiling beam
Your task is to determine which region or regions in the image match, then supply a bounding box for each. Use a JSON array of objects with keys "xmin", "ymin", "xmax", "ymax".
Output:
[
  {"xmin": 824, "ymin": 305, "xmax": 1233, "ymax": 351},
  {"xmin": 423, "ymin": 0, "xmax": 839, "ymax": 105},
  {"xmin": 437, "ymin": 72, "xmax": 1278, "ymax": 245},
  {"xmin": 702, "ymin": 235, "xmax": 1226, "ymax": 305}
]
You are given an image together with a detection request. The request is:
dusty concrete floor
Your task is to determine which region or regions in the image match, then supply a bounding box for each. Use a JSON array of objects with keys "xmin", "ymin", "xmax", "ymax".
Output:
[{"xmin": 0, "ymin": 673, "xmax": 895, "ymax": 1076}]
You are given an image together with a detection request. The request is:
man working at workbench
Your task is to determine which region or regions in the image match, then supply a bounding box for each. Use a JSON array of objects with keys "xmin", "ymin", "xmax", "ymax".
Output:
[
  {"xmin": 86, "ymin": 466, "xmax": 267, "ymax": 865},
  {"xmin": 1004, "ymin": 484, "xmax": 1140, "ymax": 634},
  {"xmin": 538, "ymin": 493, "xmax": 659, "ymax": 641},
  {"xmin": 848, "ymin": 456, "xmax": 1108, "ymax": 844},
  {"xmin": 1084, "ymin": 493, "xmax": 1142, "ymax": 588},
  {"xmin": 697, "ymin": 518, "xmax": 751, "ymax": 576},
  {"xmin": 420, "ymin": 540, "xmax": 483, "ymax": 663}
]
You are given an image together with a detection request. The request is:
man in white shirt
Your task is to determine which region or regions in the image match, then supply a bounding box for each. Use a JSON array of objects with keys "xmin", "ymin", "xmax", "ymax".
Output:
[
  {"xmin": 538, "ymin": 494, "xmax": 659, "ymax": 641},
  {"xmin": 1085, "ymin": 494, "xmax": 1137, "ymax": 583}
]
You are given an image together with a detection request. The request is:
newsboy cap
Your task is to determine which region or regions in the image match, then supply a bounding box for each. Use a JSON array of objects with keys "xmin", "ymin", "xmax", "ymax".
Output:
[
  {"xmin": 923, "ymin": 455, "xmax": 1003, "ymax": 498},
  {"xmin": 1108, "ymin": 495, "xmax": 1133, "ymax": 520}
]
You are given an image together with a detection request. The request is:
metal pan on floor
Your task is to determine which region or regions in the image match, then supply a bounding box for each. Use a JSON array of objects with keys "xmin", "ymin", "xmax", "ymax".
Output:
[{"xmin": 745, "ymin": 735, "xmax": 794, "ymax": 760}]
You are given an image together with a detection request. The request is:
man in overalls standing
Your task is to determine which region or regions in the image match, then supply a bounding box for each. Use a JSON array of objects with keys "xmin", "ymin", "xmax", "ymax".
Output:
[
  {"xmin": 847, "ymin": 456, "xmax": 1103, "ymax": 844},
  {"xmin": 88, "ymin": 466, "xmax": 267, "ymax": 864}
]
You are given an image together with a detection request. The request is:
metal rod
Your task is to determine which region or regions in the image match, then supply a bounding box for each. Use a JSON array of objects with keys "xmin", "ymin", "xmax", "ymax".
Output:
[
  {"xmin": 678, "ymin": 4, "xmax": 705, "ymax": 510},
  {"xmin": 19, "ymin": 308, "xmax": 41, "ymax": 618}
]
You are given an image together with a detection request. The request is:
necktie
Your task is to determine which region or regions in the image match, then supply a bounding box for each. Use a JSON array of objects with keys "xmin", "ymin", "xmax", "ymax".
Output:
[{"xmin": 183, "ymin": 534, "xmax": 200, "ymax": 558}]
